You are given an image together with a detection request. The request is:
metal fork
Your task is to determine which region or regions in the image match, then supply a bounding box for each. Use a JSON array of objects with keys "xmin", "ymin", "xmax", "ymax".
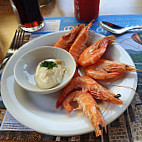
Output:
[{"xmin": 0, "ymin": 28, "xmax": 25, "ymax": 70}]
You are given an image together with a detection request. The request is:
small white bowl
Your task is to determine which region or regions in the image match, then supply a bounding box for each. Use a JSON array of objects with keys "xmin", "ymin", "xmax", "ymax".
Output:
[{"xmin": 14, "ymin": 46, "xmax": 76, "ymax": 94}]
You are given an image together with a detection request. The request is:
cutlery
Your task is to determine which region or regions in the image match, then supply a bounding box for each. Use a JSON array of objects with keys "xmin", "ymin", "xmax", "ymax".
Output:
[
  {"xmin": 0, "ymin": 28, "xmax": 25, "ymax": 70},
  {"xmin": 99, "ymin": 21, "xmax": 142, "ymax": 34}
]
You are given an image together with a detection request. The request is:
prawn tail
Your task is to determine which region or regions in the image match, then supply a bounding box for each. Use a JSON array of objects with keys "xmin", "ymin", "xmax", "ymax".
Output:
[{"xmin": 91, "ymin": 107, "xmax": 107, "ymax": 137}]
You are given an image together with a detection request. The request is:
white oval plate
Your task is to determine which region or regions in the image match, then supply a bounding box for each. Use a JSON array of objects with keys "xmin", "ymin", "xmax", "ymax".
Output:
[{"xmin": 1, "ymin": 31, "xmax": 137, "ymax": 136}]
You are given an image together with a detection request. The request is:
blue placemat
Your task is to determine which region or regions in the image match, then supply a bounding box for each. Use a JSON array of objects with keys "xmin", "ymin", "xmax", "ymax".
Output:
[{"xmin": 32, "ymin": 14, "xmax": 142, "ymax": 35}]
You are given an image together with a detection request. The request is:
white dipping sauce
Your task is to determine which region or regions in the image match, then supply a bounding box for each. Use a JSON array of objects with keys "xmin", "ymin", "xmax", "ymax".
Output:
[{"xmin": 35, "ymin": 59, "xmax": 65, "ymax": 89}]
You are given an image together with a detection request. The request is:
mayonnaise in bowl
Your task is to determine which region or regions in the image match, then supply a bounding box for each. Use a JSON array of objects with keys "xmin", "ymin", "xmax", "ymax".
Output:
[{"xmin": 35, "ymin": 59, "xmax": 65, "ymax": 89}]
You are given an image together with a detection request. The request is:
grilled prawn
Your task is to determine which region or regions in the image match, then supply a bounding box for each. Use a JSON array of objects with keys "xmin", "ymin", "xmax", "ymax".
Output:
[
  {"xmin": 56, "ymin": 76, "xmax": 123, "ymax": 108},
  {"xmin": 63, "ymin": 91, "xmax": 106, "ymax": 137}
]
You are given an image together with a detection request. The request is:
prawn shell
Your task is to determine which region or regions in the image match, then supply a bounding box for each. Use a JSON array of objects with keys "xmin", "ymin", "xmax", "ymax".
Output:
[
  {"xmin": 63, "ymin": 91, "xmax": 106, "ymax": 137},
  {"xmin": 69, "ymin": 20, "xmax": 94, "ymax": 64},
  {"xmin": 56, "ymin": 76, "xmax": 123, "ymax": 109},
  {"xmin": 84, "ymin": 59, "xmax": 142, "ymax": 80},
  {"xmin": 78, "ymin": 35, "xmax": 115, "ymax": 67},
  {"xmin": 54, "ymin": 24, "xmax": 85, "ymax": 51}
]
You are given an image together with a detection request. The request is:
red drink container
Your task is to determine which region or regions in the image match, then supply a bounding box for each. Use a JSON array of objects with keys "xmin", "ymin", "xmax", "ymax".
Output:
[
  {"xmin": 74, "ymin": 0, "xmax": 100, "ymax": 21},
  {"xmin": 10, "ymin": 0, "xmax": 44, "ymax": 32}
]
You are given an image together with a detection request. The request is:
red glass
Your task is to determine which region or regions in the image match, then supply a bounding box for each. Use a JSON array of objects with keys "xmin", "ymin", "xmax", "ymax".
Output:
[
  {"xmin": 10, "ymin": 0, "xmax": 44, "ymax": 32},
  {"xmin": 74, "ymin": 0, "xmax": 100, "ymax": 21}
]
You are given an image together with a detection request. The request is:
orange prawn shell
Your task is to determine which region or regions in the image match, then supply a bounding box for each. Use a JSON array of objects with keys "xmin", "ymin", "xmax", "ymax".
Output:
[
  {"xmin": 56, "ymin": 76, "xmax": 123, "ymax": 109},
  {"xmin": 78, "ymin": 35, "xmax": 116, "ymax": 66},
  {"xmin": 54, "ymin": 24, "xmax": 85, "ymax": 51},
  {"xmin": 84, "ymin": 59, "xmax": 142, "ymax": 80},
  {"xmin": 63, "ymin": 91, "xmax": 106, "ymax": 137},
  {"xmin": 69, "ymin": 20, "xmax": 94, "ymax": 64}
]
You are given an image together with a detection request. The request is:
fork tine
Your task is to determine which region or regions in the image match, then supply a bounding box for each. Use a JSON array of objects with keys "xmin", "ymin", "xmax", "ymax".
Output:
[
  {"xmin": 0, "ymin": 28, "xmax": 26, "ymax": 70},
  {"xmin": 10, "ymin": 29, "xmax": 18, "ymax": 50},
  {"xmin": 16, "ymin": 28, "xmax": 25, "ymax": 49},
  {"xmin": 13, "ymin": 28, "xmax": 21, "ymax": 50},
  {"xmin": 20, "ymin": 30, "xmax": 25, "ymax": 47},
  {"xmin": 16, "ymin": 29, "xmax": 22, "ymax": 49}
]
